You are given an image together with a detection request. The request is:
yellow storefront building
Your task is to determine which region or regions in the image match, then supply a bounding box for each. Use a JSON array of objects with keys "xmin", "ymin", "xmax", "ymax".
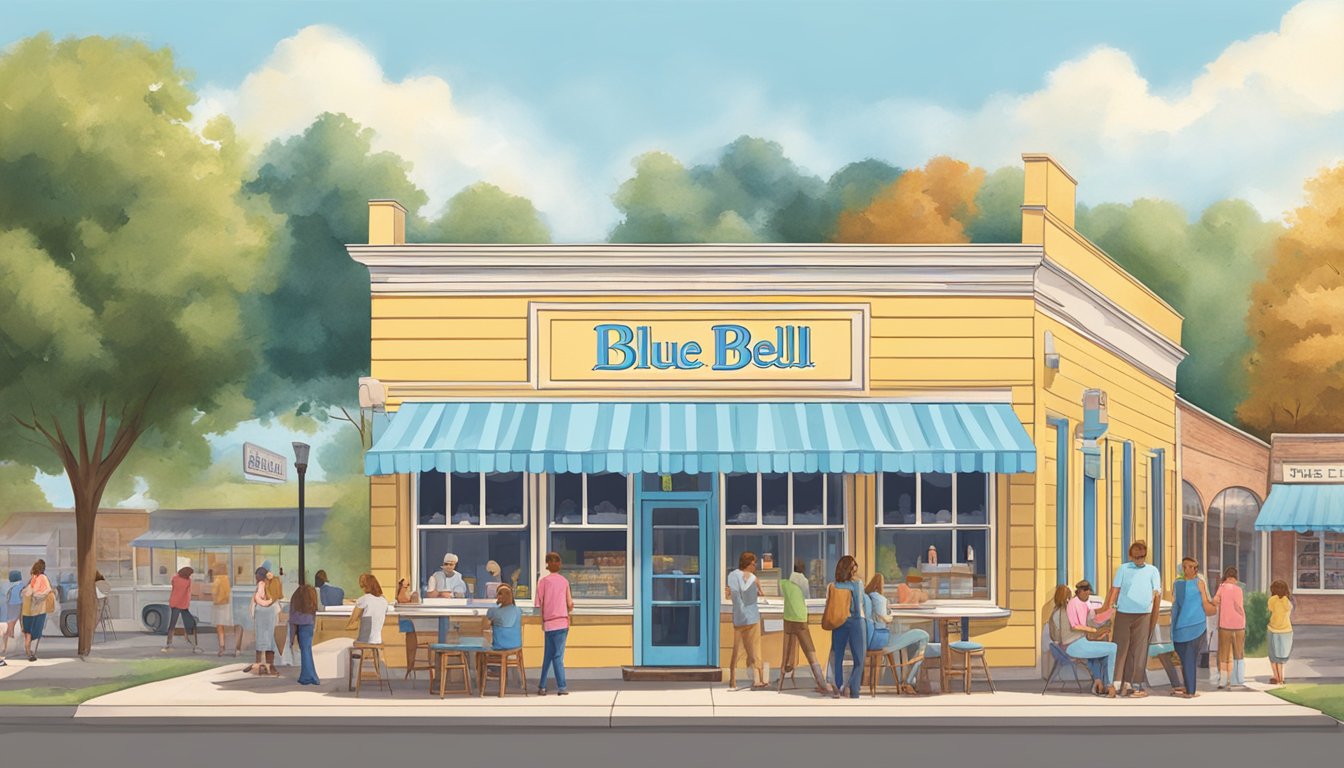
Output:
[{"xmin": 347, "ymin": 154, "xmax": 1186, "ymax": 679}]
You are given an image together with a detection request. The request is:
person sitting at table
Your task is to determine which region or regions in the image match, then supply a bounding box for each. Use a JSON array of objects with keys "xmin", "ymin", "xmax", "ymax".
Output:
[
  {"xmin": 346, "ymin": 573, "xmax": 390, "ymax": 645},
  {"xmin": 896, "ymin": 569, "xmax": 929, "ymax": 604},
  {"xmin": 865, "ymin": 573, "xmax": 930, "ymax": 695},
  {"xmin": 315, "ymin": 570, "xmax": 345, "ymax": 608},
  {"xmin": 1049, "ymin": 580, "xmax": 1118, "ymax": 698},
  {"xmin": 482, "ymin": 584, "xmax": 522, "ymax": 651},
  {"xmin": 426, "ymin": 553, "xmax": 466, "ymax": 598}
]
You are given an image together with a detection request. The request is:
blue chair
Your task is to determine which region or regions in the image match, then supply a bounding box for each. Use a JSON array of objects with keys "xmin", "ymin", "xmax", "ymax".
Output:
[
  {"xmin": 945, "ymin": 640, "xmax": 995, "ymax": 694},
  {"xmin": 1043, "ymin": 642, "xmax": 1094, "ymax": 694}
]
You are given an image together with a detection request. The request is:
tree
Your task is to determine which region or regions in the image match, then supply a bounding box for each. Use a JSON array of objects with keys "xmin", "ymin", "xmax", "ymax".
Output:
[
  {"xmin": 244, "ymin": 113, "xmax": 429, "ymax": 436},
  {"xmin": 609, "ymin": 151, "xmax": 758, "ymax": 242},
  {"xmin": 0, "ymin": 35, "xmax": 274, "ymax": 655},
  {"xmin": 966, "ymin": 166, "xmax": 1025, "ymax": 244},
  {"xmin": 1078, "ymin": 198, "xmax": 1279, "ymax": 425},
  {"xmin": 0, "ymin": 462, "xmax": 49, "ymax": 517},
  {"xmin": 834, "ymin": 156, "xmax": 985, "ymax": 243},
  {"xmin": 1239, "ymin": 163, "xmax": 1344, "ymax": 433},
  {"xmin": 424, "ymin": 182, "xmax": 550, "ymax": 243}
]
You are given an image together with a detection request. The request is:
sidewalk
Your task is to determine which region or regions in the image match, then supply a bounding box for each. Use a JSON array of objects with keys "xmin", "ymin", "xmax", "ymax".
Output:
[{"xmin": 74, "ymin": 638, "xmax": 1339, "ymax": 729}]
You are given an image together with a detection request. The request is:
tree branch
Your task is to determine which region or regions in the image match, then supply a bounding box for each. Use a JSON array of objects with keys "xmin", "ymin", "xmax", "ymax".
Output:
[
  {"xmin": 335, "ymin": 406, "xmax": 366, "ymax": 443},
  {"xmin": 92, "ymin": 400, "xmax": 108, "ymax": 467},
  {"xmin": 77, "ymin": 401, "xmax": 90, "ymax": 469}
]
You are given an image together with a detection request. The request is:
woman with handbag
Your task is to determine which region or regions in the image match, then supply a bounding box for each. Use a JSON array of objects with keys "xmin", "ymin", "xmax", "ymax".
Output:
[
  {"xmin": 20, "ymin": 559, "xmax": 53, "ymax": 662},
  {"xmin": 825, "ymin": 554, "xmax": 866, "ymax": 699},
  {"xmin": 247, "ymin": 566, "xmax": 280, "ymax": 676}
]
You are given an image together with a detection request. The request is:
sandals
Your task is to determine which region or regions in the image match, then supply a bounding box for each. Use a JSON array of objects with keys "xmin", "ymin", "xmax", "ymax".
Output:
[{"xmin": 899, "ymin": 684, "xmax": 918, "ymax": 695}]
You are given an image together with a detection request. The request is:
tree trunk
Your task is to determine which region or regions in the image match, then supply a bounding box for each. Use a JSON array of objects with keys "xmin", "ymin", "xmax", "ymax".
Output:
[{"xmin": 73, "ymin": 486, "xmax": 106, "ymax": 657}]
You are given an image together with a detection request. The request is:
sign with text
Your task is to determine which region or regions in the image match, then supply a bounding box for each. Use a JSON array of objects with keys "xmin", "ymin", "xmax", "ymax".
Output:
[
  {"xmin": 1282, "ymin": 463, "xmax": 1344, "ymax": 483},
  {"xmin": 530, "ymin": 304, "xmax": 868, "ymax": 390},
  {"xmin": 243, "ymin": 442, "xmax": 287, "ymax": 483}
]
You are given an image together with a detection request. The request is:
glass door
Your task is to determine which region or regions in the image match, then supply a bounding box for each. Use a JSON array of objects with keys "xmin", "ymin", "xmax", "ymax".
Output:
[{"xmin": 640, "ymin": 500, "xmax": 710, "ymax": 666}]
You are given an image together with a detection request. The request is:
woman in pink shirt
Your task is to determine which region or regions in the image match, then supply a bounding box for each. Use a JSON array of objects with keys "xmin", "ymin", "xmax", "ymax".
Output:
[
  {"xmin": 163, "ymin": 566, "xmax": 201, "ymax": 653},
  {"xmin": 1212, "ymin": 566, "xmax": 1246, "ymax": 689},
  {"xmin": 535, "ymin": 551, "xmax": 573, "ymax": 695}
]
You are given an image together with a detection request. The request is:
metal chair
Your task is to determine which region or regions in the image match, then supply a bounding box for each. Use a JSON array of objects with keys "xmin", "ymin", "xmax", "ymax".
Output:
[
  {"xmin": 96, "ymin": 597, "xmax": 117, "ymax": 643},
  {"xmin": 1042, "ymin": 642, "xmax": 1095, "ymax": 694}
]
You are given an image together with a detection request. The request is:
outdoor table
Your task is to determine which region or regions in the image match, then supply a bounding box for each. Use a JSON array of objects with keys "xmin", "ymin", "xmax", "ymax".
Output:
[{"xmin": 888, "ymin": 603, "xmax": 1012, "ymax": 692}]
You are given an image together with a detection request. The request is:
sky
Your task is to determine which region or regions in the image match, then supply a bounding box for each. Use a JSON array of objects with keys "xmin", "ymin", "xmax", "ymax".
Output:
[{"xmin": 5, "ymin": 0, "xmax": 1342, "ymax": 505}]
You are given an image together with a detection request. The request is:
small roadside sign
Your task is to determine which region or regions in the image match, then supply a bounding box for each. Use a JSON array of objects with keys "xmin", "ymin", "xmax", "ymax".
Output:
[{"xmin": 243, "ymin": 442, "xmax": 287, "ymax": 483}]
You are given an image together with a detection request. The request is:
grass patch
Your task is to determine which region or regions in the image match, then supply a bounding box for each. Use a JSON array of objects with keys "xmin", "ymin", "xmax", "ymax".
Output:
[
  {"xmin": 0, "ymin": 659, "xmax": 214, "ymax": 706},
  {"xmin": 1269, "ymin": 684, "xmax": 1344, "ymax": 721}
]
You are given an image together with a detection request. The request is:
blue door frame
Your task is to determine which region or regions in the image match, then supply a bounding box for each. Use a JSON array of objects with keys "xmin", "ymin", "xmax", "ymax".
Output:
[{"xmin": 635, "ymin": 479, "xmax": 719, "ymax": 666}]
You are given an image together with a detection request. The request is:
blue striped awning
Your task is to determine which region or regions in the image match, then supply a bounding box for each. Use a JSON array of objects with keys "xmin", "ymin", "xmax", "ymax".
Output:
[
  {"xmin": 364, "ymin": 401, "xmax": 1036, "ymax": 476},
  {"xmin": 1255, "ymin": 484, "xmax": 1344, "ymax": 532}
]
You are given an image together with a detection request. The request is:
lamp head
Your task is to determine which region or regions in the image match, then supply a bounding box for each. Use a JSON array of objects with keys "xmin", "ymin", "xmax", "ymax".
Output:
[{"xmin": 292, "ymin": 441, "xmax": 311, "ymax": 468}]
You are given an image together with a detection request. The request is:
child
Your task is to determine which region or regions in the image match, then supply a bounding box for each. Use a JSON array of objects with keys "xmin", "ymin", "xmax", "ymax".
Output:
[
  {"xmin": 1267, "ymin": 579, "xmax": 1294, "ymax": 685},
  {"xmin": 1212, "ymin": 566, "xmax": 1246, "ymax": 689}
]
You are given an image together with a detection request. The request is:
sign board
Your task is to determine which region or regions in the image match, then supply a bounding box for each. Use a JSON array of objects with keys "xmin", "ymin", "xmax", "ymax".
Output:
[
  {"xmin": 530, "ymin": 303, "xmax": 868, "ymax": 390},
  {"xmin": 243, "ymin": 442, "xmax": 287, "ymax": 483},
  {"xmin": 1282, "ymin": 463, "xmax": 1344, "ymax": 483}
]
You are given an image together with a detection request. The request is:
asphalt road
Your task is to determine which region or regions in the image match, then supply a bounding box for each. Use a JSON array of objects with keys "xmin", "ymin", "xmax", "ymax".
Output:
[{"xmin": 0, "ymin": 723, "xmax": 1340, "ymax": 766}]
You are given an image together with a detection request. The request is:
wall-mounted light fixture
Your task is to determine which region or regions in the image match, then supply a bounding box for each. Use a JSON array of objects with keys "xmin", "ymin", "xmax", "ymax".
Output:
[{"xmin": 1043, "ymin": 331, "xmax": 1060, "ymax": 369}]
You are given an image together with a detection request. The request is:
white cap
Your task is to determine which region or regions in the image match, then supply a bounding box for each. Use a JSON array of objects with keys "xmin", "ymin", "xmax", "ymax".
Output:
[{"xmin": 442, "ymin": 552, "xmax": 458, "ymax": 565}]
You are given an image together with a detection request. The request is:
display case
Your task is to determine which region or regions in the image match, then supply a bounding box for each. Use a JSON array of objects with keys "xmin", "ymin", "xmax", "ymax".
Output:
[{"xmin": 566, "ymin": 550, "xmax": 627, "ymax": 599}]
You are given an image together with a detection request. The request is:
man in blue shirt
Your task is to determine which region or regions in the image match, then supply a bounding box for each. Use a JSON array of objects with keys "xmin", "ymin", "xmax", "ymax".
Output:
[{"xmin": 1100, "ymin": 540, "xmax": 1162, "ymax": 697}]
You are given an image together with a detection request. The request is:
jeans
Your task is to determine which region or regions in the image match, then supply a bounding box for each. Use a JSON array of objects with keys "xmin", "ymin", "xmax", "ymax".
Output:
[
  {"xmin": 831, "ymin": 616, "xmax": 866, "ymax": 697},
  {"xmin": 1174, "ymin": 634, "xmax": 1203, "ymax": 694},
  {"xmin": 1066, "ymin": 638, "xmax": 1118, "ymax": 685},
  {"xmin": 295, "ymin": 623, "xmax": 319, "ymax": 685},
  {"xmin": 887, "ymin": 628, "xmax": 929, "ymax": 684},
  {"xmin": 166, "ymin": 607, "xmax": 196, "ymax": 638},
  {"xmin": 540, "ymin": 627, "xmax": 569, "ymax": 691}
]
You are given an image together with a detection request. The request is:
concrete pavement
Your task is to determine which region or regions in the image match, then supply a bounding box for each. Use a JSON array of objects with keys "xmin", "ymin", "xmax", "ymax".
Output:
[{"xmin": 73, "ymin": 637, "xmax": 1339, "ymax": 729}]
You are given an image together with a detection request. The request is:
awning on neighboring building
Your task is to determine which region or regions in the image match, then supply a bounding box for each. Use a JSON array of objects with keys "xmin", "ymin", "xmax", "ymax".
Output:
[
  {"xmin": 1255, "ymin": 484, "xmax": 1344, "ymax": 533},
  {"xmin": 364, "ymin": 401, "xmax": 1037, "ymax": 476},
  {"xmin": 130, "ymin": 508, "xmax": 328, "ymax": 549}
]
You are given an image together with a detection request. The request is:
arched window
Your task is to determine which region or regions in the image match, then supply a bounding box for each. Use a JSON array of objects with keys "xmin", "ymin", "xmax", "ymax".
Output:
[
  {"xmin": 1206, "ymin": 487, "xmax": 1262, "ymax": 592},
  {"xmin": 1182, "ymin": 482, "xmax": 1204, "ymax": 564}
]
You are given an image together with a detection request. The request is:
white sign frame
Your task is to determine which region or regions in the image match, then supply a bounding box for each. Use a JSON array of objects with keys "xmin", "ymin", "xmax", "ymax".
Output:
[
  {"xmin": 243, "ymin": 442, "xmax": 288, "ymax": 483},
  {"xmin": 1282, "ymin": 463, "xmax": 1344, "ymax": 483}
]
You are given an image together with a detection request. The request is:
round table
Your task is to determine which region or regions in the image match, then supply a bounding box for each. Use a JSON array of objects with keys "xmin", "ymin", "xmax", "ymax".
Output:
[{"xmin": 888, "ymin": 603, "xmax": 1012, "ymax": 692}]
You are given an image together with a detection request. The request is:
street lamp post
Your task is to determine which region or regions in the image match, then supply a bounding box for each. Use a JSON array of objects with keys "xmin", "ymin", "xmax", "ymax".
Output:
[{"xmin": 293, "ymin": 442, "xmax": 310, "ymax": 586}]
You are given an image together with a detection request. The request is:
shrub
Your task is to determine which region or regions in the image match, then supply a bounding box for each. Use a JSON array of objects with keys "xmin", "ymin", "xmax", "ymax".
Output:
[{"xmin": 1245, "ymin": 590, "xmax": 1270, "ymax": 653}]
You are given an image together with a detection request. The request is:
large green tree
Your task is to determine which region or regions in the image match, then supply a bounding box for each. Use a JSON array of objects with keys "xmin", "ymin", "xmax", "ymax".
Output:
[
  {"xmin": 0, "ymin": 35, "xmax": 274, "ymax": 654},
  {"xmin": 1078, "ymin": 199, "xmax": 1280, "ymax": 424},
  {"xmin": 424, "ymin": 182, "xmax": 551, "ymax": 244}
]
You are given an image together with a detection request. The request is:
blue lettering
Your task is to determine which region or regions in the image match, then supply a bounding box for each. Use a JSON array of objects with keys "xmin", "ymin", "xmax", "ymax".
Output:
[
  {"xmin": 593, "ymin": 324, "xmax": 636, "ymax": 370},
  {"xmin": 679, "ymin": 340, "xmax": 704, "ymax": 369},
  {"xmin": 753, "ymin": 337, "xmax": 777, "ymax": 366},
  {"xmin": 712, "ymin": 325, "xmax": 751, "ymax": 370}
]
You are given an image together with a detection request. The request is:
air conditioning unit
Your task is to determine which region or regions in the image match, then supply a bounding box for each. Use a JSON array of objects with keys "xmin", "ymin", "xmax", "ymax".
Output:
[
  {"xmin": 358, "ymin": 377, "xmax": 387, "ymax": 410},
  {"xmin": 1082, "ymin": 388, "xmax": 1108, "ymax": 439}
]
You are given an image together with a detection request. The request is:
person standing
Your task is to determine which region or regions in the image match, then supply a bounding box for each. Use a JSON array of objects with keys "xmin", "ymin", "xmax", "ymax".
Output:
[
  {"xmin": 1170, "ymin": 557, "xmax": 1215, "ymax": 698},
  {"xmin": 1267, "ymin": 579, "xmax": 1294, "ymax": 685},
  {"xmin": 727, "ymin": 552, "xmax": 767, "ymax": 689},
  {"xmin": 288, "ymin": 583, "xmax": 320, "ymax": 686},
  {"xmin": 0, "ymin": 570, "xmax": 23, "ymax": 666},
  {"xmin": 20, "ymin": 560, "xmax": 52, "ymax": 662},
  {"xmin": 162, "ymin": 567, "xmax": 200, "ymax": 653},
  {"xmin": 535, "ymin": 552, "xmax": 573, "ymax": 696},
  {"xmin": 1212, "ymin": 566, "xmax": 1246, "ymax": 689},
  {"xmin": 209, "ymin": 569, "xmax": 237, "ymax": 657},
  {"xmin": 829, "ymin": 555, "xmax": 866, "ymax": 699},
  {"xmin": 1100, "ymin": 540, "xmax": 1162, "ymax": 697},
  {"xmin": 247, "ymin": 566, "xmax": 280, "ymax": 676},
  {"xmin": 780, "ymin": 559, "xmax": 832, "ymax": 695}
]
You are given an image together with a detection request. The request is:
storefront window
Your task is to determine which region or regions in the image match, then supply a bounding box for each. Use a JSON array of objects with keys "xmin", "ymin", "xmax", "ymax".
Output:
[
  {"xmin": 876, "ymin": 472, "xmax": 993, "ymax": 600},
  {"xmin": 724, "ymin": 472, "xmax": 848, "ymax": 600},
  {"xmin": 1206, "ymin": 487, "xmax": 1261, "ymax": 591},
  {"xmin": 417, "ymin": 471, "xmax": 532, "ymax": 599},
  {"xmin": 1295, "ymin": 532, "xmax": 1344, "ymax": 592},
  {"xmin": 548, "ymin": 473, "xmax": 630, "ymax": 600},
  {"xmin": 418, "ymin": 529, "xmax": 531, "ymax": 600},
  {"xmin": 1182, "ymin": 481, "xmax": 1205, "ymax": 563}
]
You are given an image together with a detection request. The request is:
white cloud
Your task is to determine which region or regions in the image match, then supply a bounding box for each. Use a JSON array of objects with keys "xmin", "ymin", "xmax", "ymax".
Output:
[{"xmin": 196, "ymin": 25, "xmax": 611, "ymax": 240}]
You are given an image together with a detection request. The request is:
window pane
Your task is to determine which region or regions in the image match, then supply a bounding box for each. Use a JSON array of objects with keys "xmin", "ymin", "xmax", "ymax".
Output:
[
  {"xmin": 793, "ymin": 473, "xmax": 824, "ymax": 525},
  {"xmin": 485, "ymin": 472, "xmax": 524, "ymax": 525},
  {"xmin": 1183, "ymin": 519, "xmax": 1203, "ymax": 562},
  {"xmin": 1206, "ymin": 506, "xmax": 1221, "ymax": 579},
  {"xmin": 550, "ymin": 529, "xmax": 627, "ymax": 599},
  {"xmin": 1323, "ymin": 532, "xmax": 1344, "ymax": 591},
  {"xmin": 826, "ymin": 474, "xmax": 845, "ymax": 526},
  {"xmin": 450, "ymin": 472, "xmax": 480, "ymax": 524},
  {"xmin": 726, "ymin": 531, "xmax": 788, "ymax": 597},
  {"xmin": 419, "ymin": 529, "xmax": 531, "ymax": 600},
  {"xmin": 418, "ymin": 470, "xmax": 447, "ymax": 525},
  {"xmin": 921, "ymin": 474, "xmax": 953, "ymax": 524},
  {"xmin": 875, "ymin": 529, "xmax": 953, "ymax": 593},
  {"xmin": 550, "ymin": 473, "xmax": 583, "ymax": 525},
  {"xmin": 725, "ymin": 473, "xmax": 757, "ymax": 525},
  {"xmin": 761, "ymin": 473, "xmax": 788, "ymax": 525},
  {"xmin": 1296, "ymin": 533, "xmax": 1318, "ymax": 591},
  {"xmin": 882, "ymin": 473, "xmax": 917, "ymax": 525},
  {"xmin": 955, "ymin": 529, "xmax": 989, "ymax": 599},
  {"xmin": 650, "ymin": 605, "xmax": 700, "ymax": 647},
  {"xmin": 793, "ymin": 529, "xmax": 845, "ymax": 599},
  {"xmin": 641, "ymin": 473, "xmax": 711, "ymax": 492},
  {"xmin": 957, "ymin": 473, "xmax": 988, "ymax": 525},
  {"xmin": 587, "ymin": 472, "xmax": 628, "ymax": 524},
  {"xmin": 232, "ymin": 547, "xmax": 254, "ymax": 586}
]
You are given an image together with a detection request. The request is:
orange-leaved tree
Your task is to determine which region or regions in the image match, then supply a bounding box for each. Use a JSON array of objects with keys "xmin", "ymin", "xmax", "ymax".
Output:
[
  {"xmin": 1239, "ymin": 163, "xmax": 1344, "ymax": 433},
  {"xmin": 834, "ymin": 156, "xmax": 985, "ymax": 243}
]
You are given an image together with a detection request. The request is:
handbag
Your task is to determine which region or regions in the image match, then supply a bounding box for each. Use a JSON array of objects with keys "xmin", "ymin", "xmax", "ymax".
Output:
[{"xmin": 822, "ymin": 584, "xmax": 850, "ymax": 631}]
